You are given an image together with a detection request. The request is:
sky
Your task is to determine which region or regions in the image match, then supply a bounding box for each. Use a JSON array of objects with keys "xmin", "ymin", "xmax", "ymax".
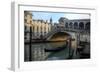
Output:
[{"xmin": 32, "ymin": 11, "xmax": 90, "ymax": 23}]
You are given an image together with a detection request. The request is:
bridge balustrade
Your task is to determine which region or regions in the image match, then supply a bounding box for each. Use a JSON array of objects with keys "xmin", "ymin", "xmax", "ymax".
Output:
[{"xmin": 43, "ymin": 27, "xmax": 90, "ymax": 39}]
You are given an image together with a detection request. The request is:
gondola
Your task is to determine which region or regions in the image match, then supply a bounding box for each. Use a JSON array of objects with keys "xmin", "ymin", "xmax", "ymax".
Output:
[{"xmin": 44, "ymin": 45, "xmax": 67, "ymax": 52}]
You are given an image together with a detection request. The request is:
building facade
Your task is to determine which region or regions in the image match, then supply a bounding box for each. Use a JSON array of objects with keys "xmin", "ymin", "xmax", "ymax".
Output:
[{"xmin": 24, "ymin": 11, "xmax": 52, "ymax": 40}]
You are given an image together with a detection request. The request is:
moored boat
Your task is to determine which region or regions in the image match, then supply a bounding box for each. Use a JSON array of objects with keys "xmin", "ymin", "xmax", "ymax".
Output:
[{"xmin": 44, "ymin": 45, "xmax": 67, "ymax": 52}]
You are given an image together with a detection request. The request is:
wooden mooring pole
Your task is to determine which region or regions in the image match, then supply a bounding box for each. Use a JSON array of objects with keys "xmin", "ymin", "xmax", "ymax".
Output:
[{"xmin": 29, "ymin": 26, "xmax": 32, "ymax": 61}]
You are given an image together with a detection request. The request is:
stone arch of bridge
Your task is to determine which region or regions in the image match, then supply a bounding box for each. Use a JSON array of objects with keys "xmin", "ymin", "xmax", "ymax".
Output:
[{"xmin": 47, "ymin": 31, "xmax": 73, "ymax": 41}]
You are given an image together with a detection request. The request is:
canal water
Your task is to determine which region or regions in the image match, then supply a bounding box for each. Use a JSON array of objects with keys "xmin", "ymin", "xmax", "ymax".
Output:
[{"xmin": 24, "ymin": 41, "xmax": 83, "ymax": 62}]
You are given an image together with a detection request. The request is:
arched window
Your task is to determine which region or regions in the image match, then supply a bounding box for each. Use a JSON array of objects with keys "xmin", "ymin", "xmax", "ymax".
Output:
[
  {"xmin": 85, "ymin": 22, "xmax": 90, "ymax": 30},
  {"xmin": 79, "ymin": 22, "xmax": 84, "ymax": 29},
  {"xmin": 37, "ymin": 26, "xmax": 39, "ymax": 32},
  {"xmin": 32, "ymin": 26, "xmax": 34, "ymax": 31},
  {"xmin": 24, "ymin": 26, "xmax": 27, "ymax": 36},
  {"xmin": 44, "ymin": 26, "xmax": 46, "ymax": 35},
  {"xmin": 40, "ymin": 26, "xmax": 42, "ymax": 35},
  {"xmin": 74, "ymin": 22, "xmax": 78, "ymax": 29},
  {"xmin": 65, "ymin": 22, "xmax": 68, "ymax": 28},
  {"xmin": 32, "ymin": 26, "xmax": 34, "ymax": 36},
  {"xmin": 30, "ymin": 20, "xmax": 32, "ymax": 24},
  {"xmin": 37, "ymin": 26, "xmax": 39, "ymax": 36},
  {"xmin": 69, "ymin": 22, "xmax": 73, "ymax": 28}
]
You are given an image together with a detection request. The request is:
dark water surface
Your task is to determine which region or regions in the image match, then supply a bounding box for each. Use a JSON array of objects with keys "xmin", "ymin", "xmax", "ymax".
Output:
[{"xmin": 24, "ymin": 41, "xmax": 90, "ymax": 62}]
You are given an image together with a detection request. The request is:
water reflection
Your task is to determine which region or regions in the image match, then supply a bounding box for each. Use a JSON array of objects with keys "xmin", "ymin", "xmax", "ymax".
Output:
[
  {"xmin": 24, "ymin": 41, "xmax": 90, "ymax": 62},
  {"xmin": 25, "ymin": 42, "xmax": 72, "ymax": 61}
]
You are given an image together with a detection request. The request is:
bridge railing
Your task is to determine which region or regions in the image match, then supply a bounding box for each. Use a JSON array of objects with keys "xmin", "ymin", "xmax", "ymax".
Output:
[{"xmin": 44, "ymin": 27, "xmax": 90, "ymax": 39}]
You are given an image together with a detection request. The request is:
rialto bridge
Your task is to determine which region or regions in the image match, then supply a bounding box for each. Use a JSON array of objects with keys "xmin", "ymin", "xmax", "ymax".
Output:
[{"xmin": 43, "ymin": 18, "xmax": 90, "ymax": 49}]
